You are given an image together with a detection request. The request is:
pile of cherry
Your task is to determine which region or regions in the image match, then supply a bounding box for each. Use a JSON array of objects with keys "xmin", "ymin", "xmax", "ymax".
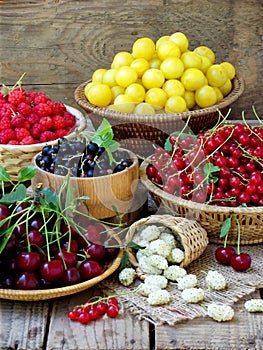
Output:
[
  {"xmin": 0, "ymin": 202, "xmax": 120, "ymax": 290},
  {"xmin": 146, "ymin": 122, "xmax": 263, "ymax": 207}
]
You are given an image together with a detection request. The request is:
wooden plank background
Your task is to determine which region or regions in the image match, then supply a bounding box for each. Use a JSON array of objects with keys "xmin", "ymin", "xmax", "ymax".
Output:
[{"xmin": 0, "ymin": 0, "xmax": 262, "ymax": 119}]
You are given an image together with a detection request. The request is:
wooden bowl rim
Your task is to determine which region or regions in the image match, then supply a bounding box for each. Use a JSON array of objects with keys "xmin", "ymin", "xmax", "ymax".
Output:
[{"xmin": 32, "ymin": 147, "xmax": 139, "ymax": 182}]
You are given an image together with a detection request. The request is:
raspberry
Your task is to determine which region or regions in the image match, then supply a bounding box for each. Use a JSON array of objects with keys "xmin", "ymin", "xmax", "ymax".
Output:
[
  {"xmin": 8, "ymin": 140, "xmax": 19, "ymax": 145},
  {"xmin": 0, "ymin": 103, "xmax": 16, "ymax": 118},
  {"xmin": 39, "ymin": 116, "xmax": 53, "ymax": 130},
  {"xmin": 15, "ymin": 127, "xmax": 30, "ymax": 142},
  {"xmin": 52, "ymin": 115, "xmax": 65, "ymax": 130},
  {"xmin": 31, "ymin": 124, "xmax": 45, "ymax": 139},
  {"xmin": 63, "ymin": 112, "xmax": 76, "ymax": 128},
  {"xmin": 55, "ymin": 128, "xmax": 69, "ymax": 138},
  {"xmin": 34, "ymin": 103, "xmax": 52, "ymax": 117},
  {"xmin": 0, "ymin": 129, "xmax": 16, "ymax": 144},
  {"xmin": 17, "ymin": 102, "xmax": 32, "ymax": 117},
  {"xmin": 34, "ymin": 93, "xmax": 50, "ymax": 105},
  {"xmin": 26, "ymin": 113, "xmax": 39, "ymax": 125},
  {"xmin": 7, "ymin": 88, "xmax": 26, "ymax": 106},
  {"xmin": 47, "ymin": 101, "xmax": 66, "ymax": 115},
  {"xmin": 11, "ymin": 114, "xmax": 26, "ymax": 128},
  {"xmin": 0, "ymin": 117, "xmax": 12, "ymax": 130},
  {"xmin": 39, "ymin": 131, "xmax": 57, "ymax": 142},
  {"xmin": 20, "ymin": 135, "xmax": 36, "ymax": 145}
]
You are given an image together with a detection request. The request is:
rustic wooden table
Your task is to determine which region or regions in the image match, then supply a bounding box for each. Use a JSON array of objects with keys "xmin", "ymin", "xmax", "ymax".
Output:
[{"xmin": 0, "ymin": 1, "xmax": 263, "ymax": 349}]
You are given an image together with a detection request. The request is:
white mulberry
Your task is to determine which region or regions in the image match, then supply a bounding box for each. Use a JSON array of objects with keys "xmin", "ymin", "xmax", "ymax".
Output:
[
  {"xmin": 118, "ymin": 267, "xmax": 136, "ymax": 286},
  {"xmin": 148, "ymin": 289, "xmax": 171, "ymax": 306},
  {"xmin": 181, "ymin": 288, "xmax": 205, "ymax": 303},
  {"xmin": 140, "ymin": 225, "xmax": 161, "ymax": 241},
  {"xmin": 163, "ymin": 265, "xmax": 187, "ymax": 281},
  {"xmin": 244, "ymin": 299, "xmax": 263, "ymax": 312},
  {"xmin": 144, "ymin": 275, "xmax": 168, "ymax": 289},
  {"xmin": 205, "ymin": 270, "xmax": 227, "ymax": 290},
  {"xmin": 168, "ymin": 247, "xmax": 185, "ymax": 264},
  {"xmin": 207, "ymin": 303, "xmax": 234, "ymax": 322},
  {"xmin": 177, "ymin": 274, "xmax": 198, "ymax": 290},
  {"xmin": 148, "ymin": 239, "xmax": 171, "ymax": 258},
  {"xmin": 148, "ymin": 255, "xmax": 168, "ymax": 270}
]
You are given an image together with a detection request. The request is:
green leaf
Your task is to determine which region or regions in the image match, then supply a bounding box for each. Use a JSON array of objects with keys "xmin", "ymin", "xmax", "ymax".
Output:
[
  {"xmin": 220, "ymin": 217, "xmax": 232, "ymax": 238},
  {"xmin": 18, "ymin": 166, "xmax": 37, "ymax": 182},
  {"xmin": 94, "ymin": 118, "xmax": 113, "ymax": 137},
  {"xmin": 0, "ymin": 184, "xmax": 27, "ymax": 204},
  {"xmin": 0, "ymin": 226, "xmax": 14, "ymax": 255},
  {"xmin": 40, "ymin": 187, "xmax": 58, "ymax": 207},
  {"xmin": 203, "ymin": 162, "xmax": 220, "ymax": 183},
  {"xmin": 120, "ymin": 250, "xmax": 129, "ymax": 270},
  {"xmin": 0, "ymin": 165, "xmax": 11, "ymax": 182},
  {"xmin": 127, "ymin": 241, "xmax": 146, "ymax": 250}
]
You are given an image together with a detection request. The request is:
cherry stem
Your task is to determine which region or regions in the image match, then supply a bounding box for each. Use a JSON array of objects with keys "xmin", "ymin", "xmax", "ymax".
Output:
[{"xmin": 234, "ymin": 214, "xmax": 241, "ymax": 255}]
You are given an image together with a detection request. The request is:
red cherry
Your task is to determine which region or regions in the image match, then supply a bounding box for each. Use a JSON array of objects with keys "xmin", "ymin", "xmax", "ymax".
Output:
[
  {"xmin": 40, "ymin": 259, "xmax": 65, "ymax": 282},
  {"xmin": 0, "ymin": 204, "xmax": 11, "ymax": 217},
  {"xmin": 79, "ymin": 260, "xmax": 103, "ymax": 280},
  {"xmin": 16, "ymin": 251, "xmax": 43, "ymax": 272},
  {"xmin": 55, "ymin": 250, "xmax": 78, "ymax": 267},
  {"xmin": 86, "ymin": 243, "xmax": 106, "ymax": 261},
  {"xmin": 15, "ymin": 271, "xmax": 40, "ymax": 290},
  {"xmin": 230, "ymin": 253, "xmax": 252, "ymax": 272},
  {"xmin": 215, "ymin": 246, "xmax": 236, "ymax": 265},
  {"xmin": 61, "ymin": 267, "xmax": 81, "ymax": 286}
]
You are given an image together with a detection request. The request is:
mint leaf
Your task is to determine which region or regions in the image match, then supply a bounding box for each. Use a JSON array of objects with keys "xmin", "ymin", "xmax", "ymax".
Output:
[{"xmin": 18, "ymin": 166, "xmax": 37, "ymax": 182}]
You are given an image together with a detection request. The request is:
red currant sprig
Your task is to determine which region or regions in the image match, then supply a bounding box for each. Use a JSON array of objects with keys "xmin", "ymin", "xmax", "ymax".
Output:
[{"xmin": 67, "ymin": 295, "xmax": 121, "ymax": 324}]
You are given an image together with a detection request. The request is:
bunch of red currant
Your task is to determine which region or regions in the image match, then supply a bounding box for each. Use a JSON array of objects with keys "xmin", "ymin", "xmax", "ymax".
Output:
[
  {"xmin": 0, "ymin": 74, "xmax": 76, "ymax": 144},
  {"xmin": 146, "ymin": 119, "xmax": 263, "ymax": 207},
  {"xmin": 68, "ymin": 296, "xmax": 120, "ymax": 324}
]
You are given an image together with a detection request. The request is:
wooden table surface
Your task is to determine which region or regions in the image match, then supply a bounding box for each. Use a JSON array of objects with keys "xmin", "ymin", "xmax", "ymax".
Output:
[{"xmin": 0, "ymin": 1, "xmax": 263, "ymax": 349}]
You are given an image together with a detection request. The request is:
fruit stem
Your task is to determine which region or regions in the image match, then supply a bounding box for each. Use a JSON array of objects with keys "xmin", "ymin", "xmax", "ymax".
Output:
[{"xmin": 234, "ymin": 214, "xmax": 241, "ymax": 255}]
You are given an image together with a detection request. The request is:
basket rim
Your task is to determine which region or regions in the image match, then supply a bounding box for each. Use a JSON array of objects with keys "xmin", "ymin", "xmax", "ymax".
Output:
[
  {"xmin": 74, "ymin": 76, "xmax": 244, "ymax": 122},
  {"xmin": 32, "ymin": 147, "xmax": 139, "ymax": 181},
  {"xmin": 0, "ymin": 232, "xmax": 123, "ymax": 301},
  {"xmin": 0, "ymin": 105, "xmax": 86, "ymax": 151},
  {"xmin": 139, "ymin": 159, "xmax": 263, "ymax": 214}
]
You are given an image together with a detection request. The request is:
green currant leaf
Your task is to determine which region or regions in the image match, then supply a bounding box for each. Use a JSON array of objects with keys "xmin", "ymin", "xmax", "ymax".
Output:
[
  {"xmin": 120, "ymin": 250, "xmax": 129, "ymax": 270},
  {"xmin": 18, "ymin": 166, "xmax": 37, "ymax": 182},
  {"xmin": 0, "ymin": 226, "xmax": 13, "ymax": 255},
  {"xmin": 0, "ymin": 184, "xmax": 27, "ymax": 204},
  {"xmin": 220, "ymin": 217, "xmax": 232, "ymax": 238},
  {"xmin": 40, "ymin": 187, "xmax": 58, "ymax": 207},
  {"xmin": 0, "ymin": 165, "xmax": 11, "ymax": 182},
  {"xmin": 127, "ymin": 241, "xmax": 146, "ymax": 250}
]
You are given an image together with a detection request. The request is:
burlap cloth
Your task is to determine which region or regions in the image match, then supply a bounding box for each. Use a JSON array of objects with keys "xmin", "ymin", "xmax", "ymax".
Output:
[{"xmin": 101, "ymin": 243, "xmax": 263, "ymax": 326}]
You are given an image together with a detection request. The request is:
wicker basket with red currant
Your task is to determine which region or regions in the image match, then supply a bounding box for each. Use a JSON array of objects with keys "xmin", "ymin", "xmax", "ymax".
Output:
[{"xmin": 140, "ymin": 110, "xmax": 263, "ymax": 245}]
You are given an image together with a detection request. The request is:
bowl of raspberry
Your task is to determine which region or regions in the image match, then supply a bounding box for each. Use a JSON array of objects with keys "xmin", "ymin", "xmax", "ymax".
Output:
[{"xmin": 0, "ymin": 86, "xmax": 86, "ymax": 180}]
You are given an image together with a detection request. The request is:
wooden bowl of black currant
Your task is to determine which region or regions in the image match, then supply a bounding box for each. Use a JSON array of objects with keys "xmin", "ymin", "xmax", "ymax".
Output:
[{"xmin": 31, "ymin": 136, "xmax": 139, "ymax": 219}]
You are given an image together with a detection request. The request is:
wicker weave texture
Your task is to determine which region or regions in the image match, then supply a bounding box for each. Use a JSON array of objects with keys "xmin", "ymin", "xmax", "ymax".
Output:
[
  {"xmin": 0, "ymin": 105, "xmax": 87, "ymax": 180},
  {"xmin": 125, "ymin": 214, "xmax": 208, "ymax": 270},
  {"xmin": 140, "ymin": 161, "xmax": 263, "ymax": 245},
  {"xmin": 74, "ymin": 77, "xmax": 244, "ymax": 156}
]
